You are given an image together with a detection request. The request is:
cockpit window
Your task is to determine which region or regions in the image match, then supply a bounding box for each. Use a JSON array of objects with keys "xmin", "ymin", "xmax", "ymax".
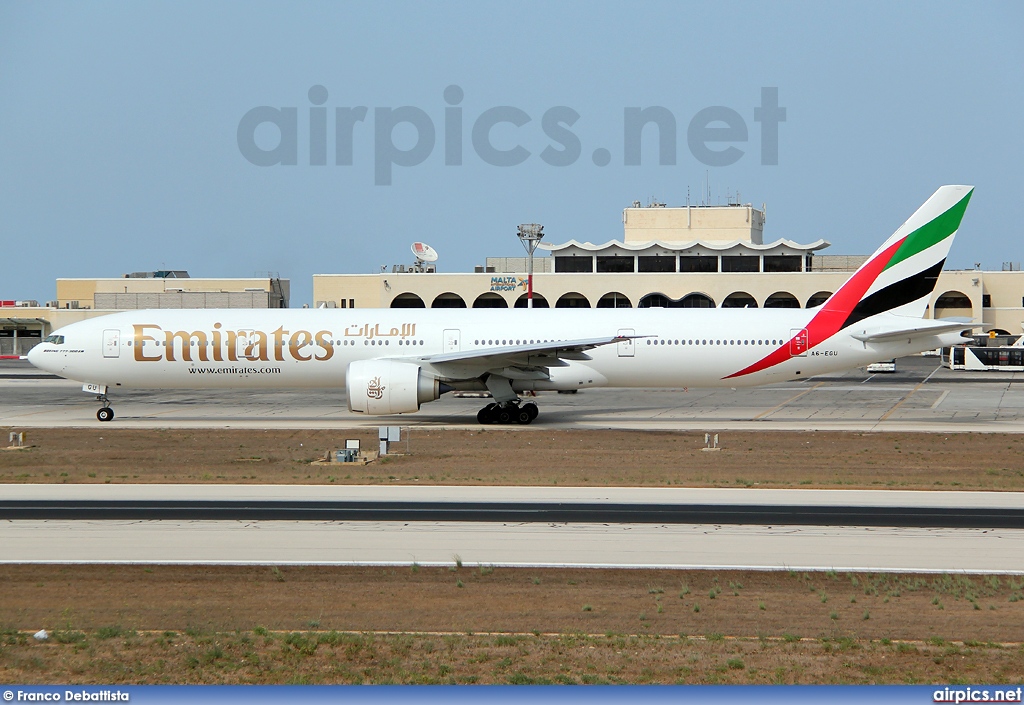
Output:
[{"xmin": 44, "ymin": 335, "xmax": 65, "ymax": 344}]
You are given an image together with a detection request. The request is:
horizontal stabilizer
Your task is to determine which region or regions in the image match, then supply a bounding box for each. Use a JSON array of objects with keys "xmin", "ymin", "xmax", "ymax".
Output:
[{"xmin": 850, "ymin": 318, "xmax": 978, "ymax": 344}]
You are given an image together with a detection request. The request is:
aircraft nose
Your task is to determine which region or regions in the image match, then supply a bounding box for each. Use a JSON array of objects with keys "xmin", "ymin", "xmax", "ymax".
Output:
[
  {"xmin": 25, "ymin": 343, "xmax": 41, "ymax": 367},
  {"xmin": 25, "ymin": 340, "xmax": 52, "ymax": 371}
]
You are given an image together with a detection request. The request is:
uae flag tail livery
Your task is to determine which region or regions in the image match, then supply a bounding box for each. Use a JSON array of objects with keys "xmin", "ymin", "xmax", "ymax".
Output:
[{"xmin": 726, "ymin": 185, "xmax": 974, "ymax": 380}]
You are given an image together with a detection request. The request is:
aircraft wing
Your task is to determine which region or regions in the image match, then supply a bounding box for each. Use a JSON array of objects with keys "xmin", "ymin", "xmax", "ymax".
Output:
[
  {"xmin": 389, "ymin": 335, "xmax": 638, "ymax": 380},
  {"xmin": 416, "ymin": 335, "xmax": 632, "ymax": 366},
  {"xmin": 850, "ymin": 318, "xmax": 978, "ymax": 344}
]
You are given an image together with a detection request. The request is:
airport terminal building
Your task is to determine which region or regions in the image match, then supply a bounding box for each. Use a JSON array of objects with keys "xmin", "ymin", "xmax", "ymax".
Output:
[{"xmin": 312, "ymin": 201, "xmax": 1024, "ymax": 336}]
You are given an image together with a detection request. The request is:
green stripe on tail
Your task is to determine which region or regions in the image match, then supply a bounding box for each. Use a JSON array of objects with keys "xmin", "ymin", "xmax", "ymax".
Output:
[{"xmin": 883, "ymin": 189, "xmax": 973, "ymax": 272}]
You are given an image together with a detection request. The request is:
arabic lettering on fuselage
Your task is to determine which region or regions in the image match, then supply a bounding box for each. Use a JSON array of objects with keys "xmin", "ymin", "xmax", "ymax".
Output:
[
  {"xmin": 343, "ymin": 323, "xmax": 416, "ymax": 340},
  {"xmin": 132, "ymin": 322, "xmax": 417, "ymax": 364}
]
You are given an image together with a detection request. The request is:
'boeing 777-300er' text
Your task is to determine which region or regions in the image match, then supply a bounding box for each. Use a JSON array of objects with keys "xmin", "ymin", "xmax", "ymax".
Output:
[{"xmin": 29, "ymin": 185, "xmax": 976, "ymax": 424}]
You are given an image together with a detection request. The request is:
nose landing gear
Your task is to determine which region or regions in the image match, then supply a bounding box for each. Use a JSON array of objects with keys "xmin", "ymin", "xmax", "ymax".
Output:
[
  {"xmin": 95, "ymin": 393, "xmax": 114, "ymax": 422},
  {"xmin": 476, "ymin": 401, "xmax": 539, "ymax": 425}
]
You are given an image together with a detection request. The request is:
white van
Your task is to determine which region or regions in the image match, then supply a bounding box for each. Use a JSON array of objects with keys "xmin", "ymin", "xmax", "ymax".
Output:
[{"xmin": 866, "ymin": 359, "xmax": 897, "ymax": 373}]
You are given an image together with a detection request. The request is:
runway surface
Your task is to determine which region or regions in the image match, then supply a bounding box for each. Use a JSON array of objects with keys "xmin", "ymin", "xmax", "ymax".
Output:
[
  {"xmin": 3, "ymin": 485, "xmax": 1023, "ymax": 527},
  {"xmin": 4, "ymin": 356, "xmax": 1024, "ymax": 432},
  {"xmin": 2, "ymin": 487, "xmax": 1022, "ymax": 572}
]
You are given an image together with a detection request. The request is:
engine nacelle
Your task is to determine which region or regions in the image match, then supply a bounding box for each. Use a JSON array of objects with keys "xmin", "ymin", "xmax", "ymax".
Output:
[{"xmin": 346, "ymin": 360, "xmax": 441, "ymax": 415}]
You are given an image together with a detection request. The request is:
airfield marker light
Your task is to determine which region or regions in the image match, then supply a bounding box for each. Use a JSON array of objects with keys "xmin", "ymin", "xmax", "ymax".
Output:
[{"xmin": 517, "ymin": 224, "xmax": 544, "ymax": 309}]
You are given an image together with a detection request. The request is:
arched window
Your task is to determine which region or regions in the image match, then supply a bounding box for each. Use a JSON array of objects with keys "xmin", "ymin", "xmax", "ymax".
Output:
[
  {"xmin": 514, "ymin": 293, "xmax": 549, "ymax": 308},
  {"xmin": 638, "ymin": 292, "xmax": 716, "ymax": 308},
  {"xmin": 390, "ymin": 293, "xmax": 426, "ymax": 308},
  {"xmin": 722, "ymin": 292, "xmax": 758, "ymax": 309},
  {"xmin": 596, "ymin": 292, "xmax": 632, "ymax": 308},
  {"xmin": 805, "ymin": 291, "xmax": 833, "ymax": 308},
  {"xmin": 934, "ymin": 290, "xmax": 972, "ymax": 311},
  {"xmin": 431, "ymin": 292, "xmax": 467, "ymax": 308},
  {"xmin": 555, "ymin": 292, "xmax": 591, "ymax": 308},
  {"xmin": 764, "ymin": 291, "xmax": 800, "ymax": 308},
  {"xmin": 679, "ymin": 293, "xmax": 715, "ymax": 308},
  {"xmin": 638, "ymin": 293, "xmax": 669, "ymax": 308},
  {"xmin": 472, "ymin": 293, "xmax": 508, "ymax": 308}
]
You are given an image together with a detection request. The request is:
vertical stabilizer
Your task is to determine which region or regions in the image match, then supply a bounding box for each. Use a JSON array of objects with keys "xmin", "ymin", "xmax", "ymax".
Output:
[
  {"xmin": 725, "ymin": 185, "xmax": 973, "ymax": 380},
  {"xmin": 821, "ymin": 185, "xmax": 974, "ymax": 328}
]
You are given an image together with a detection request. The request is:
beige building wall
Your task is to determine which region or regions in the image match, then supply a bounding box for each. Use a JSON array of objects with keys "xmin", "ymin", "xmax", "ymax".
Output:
[
  {"xmin": 932, "ymin": 270, "xmax": 1024, "ymax": 335},
  {"xmin": 623, "ymin": 204, "xmax": 765, "ymax": 244},
  {"xmin": 313, "ymin": 275, "xmax": 387, "ymax": 309}
]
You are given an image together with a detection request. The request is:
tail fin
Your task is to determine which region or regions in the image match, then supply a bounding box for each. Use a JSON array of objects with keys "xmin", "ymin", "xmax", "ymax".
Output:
[
  {"xmin": 820, "ymin": 185, "xmax": 974, "ymax": 329},
  {"xmin": 724, "ymin": 186, "xmax": 974, "ymax": 380}
]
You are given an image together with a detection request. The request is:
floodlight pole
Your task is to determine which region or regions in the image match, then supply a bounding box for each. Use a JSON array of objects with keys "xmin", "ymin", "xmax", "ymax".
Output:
[{"xmin": 517, "ymin": 224, "xmax": 544, "ymax": 309}]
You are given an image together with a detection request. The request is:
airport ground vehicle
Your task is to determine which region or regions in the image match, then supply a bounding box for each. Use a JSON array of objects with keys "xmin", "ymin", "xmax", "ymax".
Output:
[{"xmin": 866, "ymin": 359, "xmax": 897, "ymax": 373}]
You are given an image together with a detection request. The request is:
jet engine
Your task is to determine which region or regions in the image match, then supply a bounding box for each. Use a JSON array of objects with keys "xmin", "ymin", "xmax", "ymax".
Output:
[{"xmin": 346, "ymin": 360, "xmax": 442, "ymax": 415}]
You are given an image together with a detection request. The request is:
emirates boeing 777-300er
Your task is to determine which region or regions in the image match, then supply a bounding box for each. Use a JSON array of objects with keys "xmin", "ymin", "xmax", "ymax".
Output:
[{"xmin": 29, "ymin": 185, "xmax": 976, "ymax": 425}]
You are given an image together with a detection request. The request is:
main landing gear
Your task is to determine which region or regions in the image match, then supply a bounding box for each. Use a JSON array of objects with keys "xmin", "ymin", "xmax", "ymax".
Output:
[
  {"xmin": 476, "ymin": 401, "xmax": 539, "ymax": 425},
  {"xmin": 96, "ymin": 393, "xmax": 114, "ymax": 422}
]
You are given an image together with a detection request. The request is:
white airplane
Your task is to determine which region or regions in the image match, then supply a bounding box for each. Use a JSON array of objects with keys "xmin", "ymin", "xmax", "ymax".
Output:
[{"xmin": 29, "ymin": 185, "xmax": 976, "ymax": 425}]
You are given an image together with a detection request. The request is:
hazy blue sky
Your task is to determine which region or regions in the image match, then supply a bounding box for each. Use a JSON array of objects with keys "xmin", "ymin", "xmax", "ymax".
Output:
[{"xmin": 2, "ymin": 1, "xmax": 1022, "ymax": 306}]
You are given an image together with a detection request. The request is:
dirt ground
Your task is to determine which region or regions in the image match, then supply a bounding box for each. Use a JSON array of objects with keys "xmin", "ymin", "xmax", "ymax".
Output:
[
  {"xmin": 3, "ymin": 428, "xmax": 1024, "ymax": 490},
  {"xmin": 1, "ymin": 565, "xmax": 1023, "ymax": 684}
]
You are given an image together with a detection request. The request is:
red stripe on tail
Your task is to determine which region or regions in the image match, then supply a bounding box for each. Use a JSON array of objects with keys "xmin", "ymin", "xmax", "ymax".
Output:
[{"xmin": 723, "ymin": 238, "xmax": 904, "ymax": 380}]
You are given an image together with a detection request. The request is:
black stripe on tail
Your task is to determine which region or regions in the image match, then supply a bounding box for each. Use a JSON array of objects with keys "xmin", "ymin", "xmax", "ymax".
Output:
[{"xmin": 840, "ymin": 259, "xmax": 945, "ymax": 331}]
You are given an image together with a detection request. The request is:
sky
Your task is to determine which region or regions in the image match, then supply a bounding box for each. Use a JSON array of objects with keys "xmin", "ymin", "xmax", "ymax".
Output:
[{"xmin": 2, "ymin": 1, "xmax": 1022, "ymax": 307}]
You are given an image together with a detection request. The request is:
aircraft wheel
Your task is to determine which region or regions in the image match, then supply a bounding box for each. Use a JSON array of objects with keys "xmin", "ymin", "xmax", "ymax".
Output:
[
  {"xmin": 516, "ymin": 408, "xmax": 532, "ymax": 425},
  {"xmin": 495, "ymin": 407, "xmax": 513, "ymax": 424},
  {"xmin": 97, "ymin": 407, "xmax": 114, "ymax": 422},
  {"xmin": 522, "ymin": 402, "xmax": 539, "ymax": 420},
  {"xmin": 476, "ymin": 404, "xmax": 496, "ymax": 425}
]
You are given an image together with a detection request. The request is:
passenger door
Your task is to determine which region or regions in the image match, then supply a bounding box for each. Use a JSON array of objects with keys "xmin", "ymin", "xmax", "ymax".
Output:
[
  {"xmin": 102, "ymin": 329, "xmax": 120, "ymax": 358},
  {"xmin": 617, "ymin": 328, "xmax": 635, "ymax": 357},
  {"xmin": 444, "ymin": 329, "xmax": 461, "ymax": 353},
  {"xmin": 790, "ymin": 328, "xmax": 808, "ymax": 357}
]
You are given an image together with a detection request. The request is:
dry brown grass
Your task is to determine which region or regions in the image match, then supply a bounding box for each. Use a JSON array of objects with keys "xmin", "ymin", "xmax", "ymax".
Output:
[
  {"xmin": 3, "ymin": 428, "xmax": 1024, "ymax": 490},
  {"xmin": 1, "ymin": 566, "xmax": 1023, "ymax": 684},
  {"xmin": 3, "ymin": 629, "xmax": 1023, "ymax": 685}
]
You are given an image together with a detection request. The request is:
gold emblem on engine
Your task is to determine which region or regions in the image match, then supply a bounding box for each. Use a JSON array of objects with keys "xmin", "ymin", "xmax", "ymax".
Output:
[{"xmin": 367, "ymin": 376, "xmax": 385, "ymax": 400}]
